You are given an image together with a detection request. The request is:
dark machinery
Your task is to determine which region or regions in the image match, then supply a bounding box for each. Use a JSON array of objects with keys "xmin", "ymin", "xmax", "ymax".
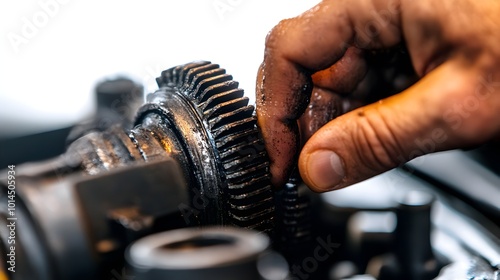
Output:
[
  {"xmin": 0, "ymin": 61, "xmax": 279, "ymax": 280},
  {"xmin": 1, "ymin": 62, "xmax": 500, "ymax": 280},
  {"xmin": 66, "ymin": 61, "xmax": 276, "ymax": 231}
]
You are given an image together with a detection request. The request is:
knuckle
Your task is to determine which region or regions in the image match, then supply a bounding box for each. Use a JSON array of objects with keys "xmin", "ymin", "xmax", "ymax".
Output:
[
  {"xmin": 455, "ymin": 97, "xmax": 500, "ymax": 144},
  {"xmin": 441, "ymin": 68, "xmax": 500, "ymax": 145},
  {"xmin": 349, "ymin": 0, "xmax": 402, "ymax": 48},
  {"xmin": 264, "ymin": 19, "xmax": 291, "ymax": 51}
]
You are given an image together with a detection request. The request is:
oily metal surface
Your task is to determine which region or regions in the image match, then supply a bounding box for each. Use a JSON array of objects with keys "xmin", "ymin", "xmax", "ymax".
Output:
[
  {"xmin": 66, "ymin": 61, "xmax": 275, "ymax": 232},
  {"xmin": 152, "ymin": 61, "xmax": 275, "ymax": 231}
]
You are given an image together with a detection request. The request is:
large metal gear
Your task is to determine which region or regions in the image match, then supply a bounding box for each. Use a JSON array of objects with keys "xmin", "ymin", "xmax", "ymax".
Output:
[
  {"xmin": 152, "ymin": 61, "xmax": 276, "ymax": 231},
  {"xmin": 63, "ymin": 61, "xmax": 275, "ymax": 232},
  {"xmin": 0, "ymin": 61, "xmax": 278, "ymax": 280}
]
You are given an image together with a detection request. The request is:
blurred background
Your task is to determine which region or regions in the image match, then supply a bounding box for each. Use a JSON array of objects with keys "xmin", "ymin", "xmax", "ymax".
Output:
[{"xmin": 0, "ymin": 0, "xmax": 320, "ymax": 138}]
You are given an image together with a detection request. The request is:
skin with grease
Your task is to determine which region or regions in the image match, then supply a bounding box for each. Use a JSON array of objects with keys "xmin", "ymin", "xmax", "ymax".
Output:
[{"xmin": 256, "ymin": 0, "xmax": 500, "ymax": 191}]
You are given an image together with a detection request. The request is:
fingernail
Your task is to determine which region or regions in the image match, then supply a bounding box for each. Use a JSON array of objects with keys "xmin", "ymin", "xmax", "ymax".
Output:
[{"xmin": 306, "ymin": 150, "xmax": 345, "ymax": 191}]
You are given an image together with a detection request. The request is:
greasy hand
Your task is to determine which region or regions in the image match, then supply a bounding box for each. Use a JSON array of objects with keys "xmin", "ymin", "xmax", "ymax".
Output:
[{"xmin": 256, "ymin": 0, "xmax": 500, "ymax": 191}]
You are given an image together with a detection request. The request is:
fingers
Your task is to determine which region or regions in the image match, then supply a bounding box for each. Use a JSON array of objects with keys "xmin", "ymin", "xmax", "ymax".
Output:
[
  {"xmin": 298, "ymin": 60, "xmax": 500, "ymax": 192},
  {"xmin": 256, "ymin": 0, "xmax": 402, "ymax": 188},
  {"xmin": 299, "ymin": 48, "xmax": 367, "ymax": 143},
  {"xmin": 256, "ymin": 61, "xmax": 310, "ymax": 188},
  {"xmin": 298, "ymin": 87, "xmax": 344, "ymax": 143},
  {"xmin": 311, "ymin": 47, "xmax": 368, "ymax": 95}
]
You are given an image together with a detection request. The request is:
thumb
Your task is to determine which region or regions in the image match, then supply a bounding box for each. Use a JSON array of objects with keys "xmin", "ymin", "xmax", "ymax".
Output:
[{"xmin": 298, "ymin": 61, "xmax": 497, "ymax": 192}]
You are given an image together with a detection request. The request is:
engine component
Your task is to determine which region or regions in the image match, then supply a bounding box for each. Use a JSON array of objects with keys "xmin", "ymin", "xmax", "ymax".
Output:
[
  {"xmin": 127, "ymin": 227, "xmax": 270, "ymax": 280},
  {"xmin": 0, "ymin": 159, "xmax": 189, "ymax": 280},
  {"xmin": 65, "ymin": 61, "xmax": 274, "ymax": 230},
  {"xmin": 371, "ymin": 190, "xmax": 444, "ymax": 280},
  {"xmin": 0, "ymin": 61, "xmax": 276, "ymax": 280},
  {"xmin": 66, "ymin": 77, "xmax": 144, "ymax": 143},
  {"xmin": 274, "ymin": 172, "xmax": 313, "ymax": 260},
  {"xmin": 152, "ymin": 61, "xmax": 275, "ymax": 229}
]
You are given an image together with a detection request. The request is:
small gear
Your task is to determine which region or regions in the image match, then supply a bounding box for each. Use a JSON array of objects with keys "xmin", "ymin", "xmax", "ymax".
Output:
[{"xmin": 275, "ymin": 173, "xmax": 312, "ymax": 255}]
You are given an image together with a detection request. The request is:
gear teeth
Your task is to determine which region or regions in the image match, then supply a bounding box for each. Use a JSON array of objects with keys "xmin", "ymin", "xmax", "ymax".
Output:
[
  {"xmin": 226, "ymin": 169, "xmax": 275, "ymax": 231},
  {"xmin": 243, "ymin": 220, "xmax": 275, "ymax": 234},
  {"xmin": 155, "ymin": 77, "xmax": 164, "ymax": 88},
  {"xmin": 209, "ymin": 105, "xmax": 253, "ymax": 129},
  {"xmin": 226, "ymin": 161, "xmax": 269, "ymax": 183},
  {"xmin": 230, "ymin": 209, "xmax": 273, "ymax": 224},
  {"xmin": 199, "ymin": 88, "xmax": 244, "ymax": 112},
  {"xmin": 183, "ymin": 64, "xmax": 219, "ymax": 91},
  {"xmin": 187, "ymin": 69, "xmax": 227, "ymax": 93},
  {"xmin": 212, "ymin": 117, "xmax": 256, "ymax": 139},
  {"xmin": 157, "ymin": 66, "xmax": 178, "ymax": 87},
  {"xmin": 218, "ymin": 136, "xmax": 261, "ymax": 161},
  {"xmin": 229, "ymin": 207, "xmax": 275, "ymax": 223},
  {"xmin": 197, "ymin": 79, "xmax": 237, "ymax": 102},
  {"xmin": 277, "ymin": 177, "xmax": 312, "ymax": 251},
  {"xmin": 198, "ymin": 83, "xmax": 241, "ymax": 110},
  {"xmin": 230, "ymin": 184, "xmax": 273, "ymax": 202},
  {"xmin": 246, "ymin": 219, "xmax": 275, "ymax": 233},
  {"xmin": 229, "ymin": 184, "xmax": 272, "ymax": 200},
  {"xmin": 228, "ymin": 174, "xmax": 270, "ymax": 191},
  {"xmin": 175, "ymin": 61, "xmax": 211, "ymax": 87},
  {"xmin": 157, "ymin": 61, "xmax": 210, "ymax": 87},
  {"xmin": 222, "ymin": 151, "xmax": 267, "ymax": 172},
  {"xmin": 229, "ymin": 211, "xmax": 274, "ymax": 226},
  {"xmin": 230, "ymin": 197, "xmax": 274, "ymax": 211},
  {"xmin": 205, "ymin": 97, "xmax": 249, "ymax": 120},
  {"xmin": 158, "ymin": 61, "xmax": 275, "ymax": 233},
  {"xmin": 215, "ymin": 128, "xmax": 255, "ymax": 150}
]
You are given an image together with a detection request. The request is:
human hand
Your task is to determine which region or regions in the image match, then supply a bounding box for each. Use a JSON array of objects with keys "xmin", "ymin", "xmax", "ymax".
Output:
[{"xmin": 256, "ymin": 0, "xmax": 500, "ymax": 191}]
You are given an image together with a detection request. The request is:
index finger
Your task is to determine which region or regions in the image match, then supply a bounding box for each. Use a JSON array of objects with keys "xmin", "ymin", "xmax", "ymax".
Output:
[{"xmin": 256, "ymin": 0, "xmax": 402, "ymax": 188}]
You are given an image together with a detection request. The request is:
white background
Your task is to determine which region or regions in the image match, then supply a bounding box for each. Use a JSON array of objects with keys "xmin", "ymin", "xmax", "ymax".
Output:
[{"xmin": 0, "ymin": 0, "xmax": 320, "ymax": 137}]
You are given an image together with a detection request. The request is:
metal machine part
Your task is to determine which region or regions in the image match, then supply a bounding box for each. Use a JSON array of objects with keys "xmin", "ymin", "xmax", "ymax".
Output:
[
  {"xmin": 0, "ymin": 159, "xmax": 189, "ymax": 280},
  {"xmin": 66, "ymin": 77, "xmax": 144, "ymax": 144},
  {"xmin": 1, "ymin": 62, "xmax": 500, "ymax": 280},
  {"xmin": 0, "ymin": 61, "xmax": 278, "ymax": 280},
  {"xmin": 321, "ymin": 165, "xmax": 500, "ymax": 280},
  {"xmin": 65, "ymin": 61, "xmax": 275, "ymax": 230},
  {"xmin": 370, "ymin": 190, "xmax": 444, "ymax": 280},
  {"xmin": 127, "ymin": 227, "xmax": 270, "ymax": 280}
]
